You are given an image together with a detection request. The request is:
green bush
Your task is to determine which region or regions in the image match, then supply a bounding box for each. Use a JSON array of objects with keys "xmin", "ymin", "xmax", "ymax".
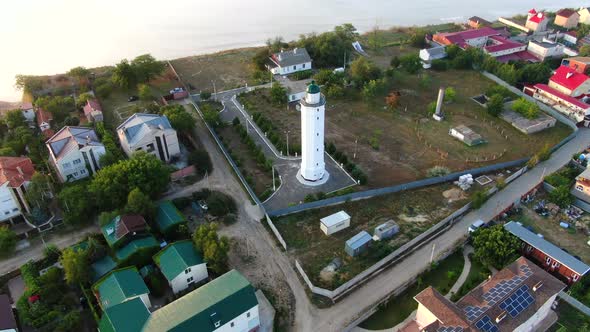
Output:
[
  {"xmin": 427, "ymin": 166, "xmax": 451, "ymax": 177},
  {"xmin": 206, "ymin": 192, "xmax": 237, "ymax": 217},
  {"xmin": 471, "ymin": 190, "xmax": 489, "ymax": 209},
  {"xmin": 189, "ymin": 150, "xmax": 213, "ymax": 176},
  {"xmin": 291, "ymin": 70, "xmax": 314, "ymax": 80},
  {"xmin": 511, "ymin": 98, "xmax": 539, "ymax": 119}
]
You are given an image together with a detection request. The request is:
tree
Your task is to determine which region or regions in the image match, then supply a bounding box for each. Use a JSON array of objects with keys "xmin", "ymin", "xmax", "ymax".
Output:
[
  {"xmin": 580, "ymin": 45, "xmax": 590, "ymax": 57},
  {"xmin": 125, "ymin": 188, "xmax": 156, "ymax": 219},
  {"xmin": 385, "ymin": 92, "xmax": 400, "ymax": 109},
  {"xmin": 95, "ymin": 81, "xmax": 113, "ymax": 99},
  {"xmin": 58, "ymin": 182, "xmax": 96, "ymax": 225},
  {"xmin": 189, "ymin": 150, "xmax": 213, "ymax": 176},
  {"xmin": 399, "ymin": 54, "xmax": 422, "ymax": 74},
  {"xmin": 350, "ymin": 57, "xmax": 381, "ymax": 86},
  {"xmin": 206, "ymin": 191, "xmax": 237, "ymax": 217},
  {"xmin": 472, "ymin": 225, "xmax": 520, "ymax": 269},
  {"xmin": 444, "ymin": 87, "xmax": 456, "ymax": 103},
  {"xmin": 192, "ymin": 223, "xmax": 230, "ymax": 274},
  {"xmin": 60, "ymin": 247, "xmax": 90, "ymax": 285},
  {"xmin": 270, "ymin": 84, "xmax": 287, "ymax": 105},
  {"xmin": 67, "ymin": 66, "xmax": 90, "ymax": 85},
  {"xmin": 390, "ymin": 56, "xmax": 401, "ymax": 68},
  {"xmin": 362, "ymin": 80, "xmax": 382, "ymax": 101},
  {"xmin": 138, "ymin": 84, "xmax": 152, "ymax": 101},
  {"xmin": 4, "ymin": 110, "xmax": 26, "ymax": 129},
  {"xmin": 520, "ymin": 62, "xmax": 551, "ymax": 84},
  {"xmin": 98, "ymin": 211, "xmax": 120, "ymax": 226},
  {"xmin": 471, "ymin": 190, "xmax": 489, "ymax": 208},
  {"xmin": 34, "ymin": 96, "xmax": 74, "ymax": 124},
  {"xmin": 252, "ymin": 48, "xmax": 271, "ymax": 71},
  {"xmin": 0, "ymin": 226, "xmax": 17, "ymax": 256},
  {"xmin": 14, "ymin": 75, "xmax": 43, "ymax": 93},
  {"xmin": 200, "ymin": 91, "xmax": 212, "ymax": 100},
  {"xmin": 409, "ymin": 29, "xmax": 427, "ymax": 48},
  {"xmin": 89, "ymin": 152, "xmax": 170, "ymax": 210},
  {"xmin": 548, "ymin": 185, "xmax": 574, "ymax": 208},
  {"xmin": 112, "ymin": 59, "xmax": 137, "ymax": 90},
  {"xmin": 55, "ymin": 311, "xmax": 82, "ymax": 332},
  {"xmin": 161, "ymin": 104, "xmax": 195, "ymax": 133},
  {"xmin": 76, "ymin": 92, "xmax": 94, "ymax": 108},
  {"xmin": 0, "ymin": 147, "xmax": 16, "ymax": 157},
  {"xmin": 131, "ymin": 54, "xmax": 165, "ymax": 83},
  {"xmin": 486, "ymin": 94, "xmax": 504, "ymax": 117},
  {"xmin": 297, "ymin": 24, "xmax": 357, "ymax": 67},
  {"xmin": 25, "ymin": 173, "xmax": 52, "ymax": 212},
  {"xmin": 512, "ymin": 98, "xmax": 539, "ymax": 119}
]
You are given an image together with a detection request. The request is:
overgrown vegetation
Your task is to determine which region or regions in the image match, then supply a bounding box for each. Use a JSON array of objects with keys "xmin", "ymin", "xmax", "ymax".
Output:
[{"xmin": 471, "ymin": 225, "xmax": 520, "ymax": 269}]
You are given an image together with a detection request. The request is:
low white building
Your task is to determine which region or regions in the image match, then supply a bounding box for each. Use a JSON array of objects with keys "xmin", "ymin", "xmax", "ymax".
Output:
[
  {"xmin": 527, "ymin": 40, "xmax": 565, "ymax": 61},
  {"xmin": 527, "ymin": 83, "xmax": 590, "ymax": 123},
  {"xmin": 268, "ymin": 48, "xmax": 312, "ymax": 76},
  {"xmin": 19, "ymin": 102, "xmax": 35, "ymax": 123},
  {"xmin": 117, "ymin": 113, "xmax": 180, "ymax": 163},
  {"xmin": 0, "ymin": 157, "xmax": 35, "ymax": 224},
  {"xmin": 419, "ymin": 46, "xmax": 447, "ymax": 68},
  {"xmin": 320, "ymin": 210, "xmax": 350, "ymax": 235},
  {"xmin": 153, "ymin": 240, "xmax": 208, "ymax": 294},
  {"xmin": 46, "ymin": 126, "xmax": 105, "ymax": 183}
]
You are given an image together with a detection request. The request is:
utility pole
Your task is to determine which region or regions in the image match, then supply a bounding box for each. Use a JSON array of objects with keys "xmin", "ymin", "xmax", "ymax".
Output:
[
  {"xmin": 272, "ymin": 166, "xmax": 276, "ymax": 191},
  {"xmin": 212, "ymin": 80, "xmax": 217, "ymax": 101},
  {"xmin": 285, "ymin": 130, "xmax": 290, "ymax": 156},
  {"xmin": 430, "ymin": 243, "xmax": 436, "ymax": 264},
  {"xmin": 353, "ymin": 139, "xmax": 358, "ymax": 159}
]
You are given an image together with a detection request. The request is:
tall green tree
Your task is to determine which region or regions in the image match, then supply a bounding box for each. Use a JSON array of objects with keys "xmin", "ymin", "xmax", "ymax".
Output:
[
  {"xmin": 350, "ymin": 57, "xmax": 381, "ymax": 86},
  {"xmin": 125, "ymin": 188, "xmax": 156, "ymax": 219},
  {"xmin": 0, "ymin": 226, "xmax": 17, "ymax": 257},
  {"xmin": 4, "ymin": 110, "xmax": 26, "ymax": 129},
  {"xmin": 161, "ymin": 104, "xmax": 195, "ymax": 133},
  {"xmin": 192, "ymin": 223, "xmax": 230, "ymax": 274},
  {"xmin": 270, "ymin": 84, "xmax": 288, "ymax": 105},
  {"xmin": 112, "ymin": 59, "xmax": 137, "ymax": 90},
  {"xmin": 24, "ymin": 173, "xmax": 52, "ymax": 212},
  {"xmin": 486, "ymin": 94, "xmax": 505, "ymax": 117},
  {"xmin": 58, "ymin": 182, "xmax": 96, "ymax": 225},
  {"xmin": 138, "ymin": 84, "xmax": 152, "ymax": 101},
  {"xmin": 60, "ymin": 247, "xmax": 90, "ymax": 285},
  {"xmin": 131, "ymin": 54, "xmax": 165, "ymax": 83},
  {"xmin": 472, "ymin": 225, "xmax": 520, "ymax": 269}
]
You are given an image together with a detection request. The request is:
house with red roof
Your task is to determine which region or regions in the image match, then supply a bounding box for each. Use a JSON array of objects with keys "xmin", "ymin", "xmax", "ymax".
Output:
[
  {"xmin": 483, "ymin": 35, "xmax": 527, "ymax": 57},
  {"xmin": 0, "ymin": 157, "xmax": 35, "ymax": 224},
  {"xmin": 555, "ymin": 8, "xmax": 580, "ymax": 29},
  {"xmin": 36, "ymin": 108, "xmax": 53, "ymax": 137},
  {"xmin": 399, "ymin": 257, "xmax": 565, "ymax": 332},
  {"xmin": 46, "ymin": 126, "xmax": 106, "ymax": 183},
  {"xmin": 526, "ymin": 9, "xmax": 550, "ymax": 32},
  {"xmin": 549, "ymin": 65, "xmax": 590, "ymax": 97},
  {"xmin": 83, "ymin": 99, "xmax": 104, "ymax": 123},
  {"xmin": 433, "ymin": 27, "xmax": 500, "ymax": 49},
  {"xmin": 525, "ymin": 83, "xmax": 590, "ymax": 122},
  {"xmin": 562, "ymin": 57, "xmax": 590, "ymax": 74}
]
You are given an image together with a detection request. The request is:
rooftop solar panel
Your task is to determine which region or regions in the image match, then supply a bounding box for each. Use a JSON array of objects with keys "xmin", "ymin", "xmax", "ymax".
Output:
[
  {"xmin": 475, "ymin": 315, "xmax": 499, "ymax": 332},
  {"xmin": 499, "ymin": 285, "xmax": 535, "ymax": 318}
]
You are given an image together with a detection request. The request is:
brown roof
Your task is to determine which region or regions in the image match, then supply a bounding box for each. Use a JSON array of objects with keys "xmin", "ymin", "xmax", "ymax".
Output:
[
  {"xmin": 115, "ymin": 215, "xmax": 147, "ymax": 239},
  {"xmin": 557, "ymin": 8, "xmax": 578, "ymax": 18},
  {"xmin": 36, "ymin": 108, "xmax": 53, "ymax": 126},
  {"xmin": 0, "ymin": 294, "xmax": 17, "ymax": 330},
  {"xmin": 409, "ymin": 257, "xmax": 565, "ymax": 332},
  {"xmin": 0, "ymin": 157, "xmax": 35, "ymax": 187},
  {"xmin": 415, "ymin": 287, "xmax": 471, "ymax": 329}
]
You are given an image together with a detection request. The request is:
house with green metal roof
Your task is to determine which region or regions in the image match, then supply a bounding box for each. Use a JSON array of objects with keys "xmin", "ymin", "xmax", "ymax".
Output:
[
  {"xmin": 153, "ymin": 240, "xmax": 208, "ymax": 294},
  {"xmin": 93, "ymin": 266, "xmax": 151, "ymax": 310},
  {"xmin": 144, "ymin": 269, "xmax": 259, "ymax": 332},
  {"xmin": 101, "ymin": 214, "xmax": 148, "ymax": 249},
  {"xmin": 156, "ymin": 201, "xmax": 186, "ymax": 234},
  {"xmin": 97, "ymin": 269, "xmax": 260, "ymax": 332},
  {"xmin": 114, "ymin": 235, "xmax": 159, "ymax": 263}
]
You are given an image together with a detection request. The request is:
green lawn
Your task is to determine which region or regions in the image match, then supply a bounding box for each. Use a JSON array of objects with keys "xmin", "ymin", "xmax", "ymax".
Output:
[{"xmin": 359, "ymin": 249, "xmax": 465, "ymax": 330}]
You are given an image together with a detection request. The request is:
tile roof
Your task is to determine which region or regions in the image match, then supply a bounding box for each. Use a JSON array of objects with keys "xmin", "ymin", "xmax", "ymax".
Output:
[
  {"xmin": 153, "ymin": 240, "xmax": 204, "ymax": 281},
  {"xmin": 143, "ymin": 269, "xmax": 258, "ymax": 332},
  {"xmin": 98, "ymin": 297, "xmax": 150, "ymax": 332},
  {"xmin": 504, "ymin": 221, "xmax": 590, "ymax": 275},
  {"xmin": 36, "ymin": 108, "xmax": 53, "ymax": 126},
  {"xmin": 534, "ymin": 84, "xmax": 590, "ymax": 109},
  {"xmin": 46, "ymin": 126, "xmax": 103, "ymax": 160},
  {"xmin": 0, "ymin": 157, "xmax": 34, "ymax": 187},
  {"xmin": 436, "ymin": 27, "xmax": 500, "ymax": 48},
  {"xmin": 529, "ymin": 12, "xmax": 547, "ymax": 24},
  {"xmin": 496, "ymin": 50, "xmax": 540, "ymax": 63},
  {"xmin": 550, "ymin": 65, "xmax": 590, "ymax": 91},
  {"xmin": 557, "ymin": 8, "xmax": 578, "ymax": 18},
  {"xmin": 115, "ymin": 236, "xmax": 159, "ymax": 261},
  {"xmin": 83, "ymin": 99, "xmax": 102, "ymax": 117},
  {"xmin": 94, "ymin": 266, "xmax": 150, "ymax": 309},
  {"xmin": 484, "ymin": 36, "xmax": 525, "ymax": 53},
  {"xmin": 117, "ymin": 113, "xmax": 173, "ymax": 146},
  {"xmin": 0, "ymin": 294, "xmax": 17, "ymax": 331},
  {"xmin": 408, "ymin": 257, "xmax": 565, "ymax": 332},
  {"xmin": 156, "ymin": 201, "xmax": 185, "ymax": 232},
  {"xmin": 270, "ymin": 48, "xmax": 312, "ymax": 68}
]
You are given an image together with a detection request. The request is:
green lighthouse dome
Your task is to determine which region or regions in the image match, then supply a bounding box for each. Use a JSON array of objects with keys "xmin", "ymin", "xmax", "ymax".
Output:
[{"xmin": 307, "ymin": 80, "xmax": 320, "ymax": 94}]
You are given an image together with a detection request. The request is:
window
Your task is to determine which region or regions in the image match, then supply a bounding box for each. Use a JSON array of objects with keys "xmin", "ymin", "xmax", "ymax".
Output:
[
  {"xmin": 80, "ymin": 169, "xmax": 86, "ymax": 175},
  {"xmin": 293, "ymin": 65, "xmax": 296, "ymax": 70},
  {"xmin": 303, "ymin": 63, "xmax": 306, "ymax": 68},
  {"xmin": 214, "ymin": 321, "xmax": 221, "ymax": 328},
  {"xmin": 63, "ymin": 162, "xmax": 71, "ymax": 169},
  {"xmin": 73, "ymin": 159, "xmax": 82, "ymax": 165},
  {"xmin": 317, "ymin": 133, "xmax": 319, "ymax": 136},
  {"xmin": 72, "ymin": 172, "xmax": 79, "ymax": 177},
  {"xmin": 231, "ymin": 322, "xmax": 235, "ymax": 327},
  {"xmin": 576, "ymin": 185, "xmax": 584, "ymax": 191},
  {"xmin": 12, "ymin": 208, "xmax": 18, "ymax": 212},
  {"xmin": 247, "ymin": 312, "xmax": 250, "ymax": 318},
  {"xmin": 317, "ymin": 117, "xmax": 319, "ymax": 120},
  {"xmin": 4, "ymin": 211, "xmax": 9, "ymax": 215},
  {"xmin": 573, "ymin": 274, "xmax": 580, "ymax": 282},
  {"xmin": 545, "ymin": 257, "xmax": 552, "ymax": 264},
  {"xmin": 187, "ymin": 276, "xmax": 193, "ymax": 283},
  {"xmin": 185, "ymin": 267, "xmax": 191, "ymax": 274}
]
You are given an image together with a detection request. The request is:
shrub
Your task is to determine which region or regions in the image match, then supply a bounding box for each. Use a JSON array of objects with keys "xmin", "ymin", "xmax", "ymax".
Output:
[
  {"xmin": 548, "ymin": 185, "xmax": 574, "ymax": 208},
  {"xmin": 206, "ymin": 192, "xmax": 237, "ymax": 217},
  {"xmin": 444, "ymin": 87, "xmax": 456, "ymax": 103},
  {"xmin": 471, "ymin": 190, "xmax": 489, "ymax": 209},
  {"xmin": 189, "ymin": 150, "xmax": 213, "ymax": 176},
  {"xmin": 512, "ymin": 98, "xmax": 539, "ymax": 119},
  {"xmin": 486, "ymin": 94, "xmax": 504, "ymax": 117},
  {"xmin": 427, "ymin": 166, "xmax": 451, "ymax": 177},
  {"xmin": 172, "ymin": 197, "xmax": 192, "ymax": 210},
  {"xmin": 200, "ymin": 91, "xmax": 212, "ymax": 100},
  {"xmin": 430, "ymin": 59, "xmax": 449, "ymax": 71}
]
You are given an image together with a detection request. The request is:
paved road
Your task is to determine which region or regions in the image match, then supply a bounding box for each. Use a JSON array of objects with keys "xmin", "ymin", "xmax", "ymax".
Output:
[{"xmin": 0, "ymin": 224, "xmax": 99, "ymax": 276}]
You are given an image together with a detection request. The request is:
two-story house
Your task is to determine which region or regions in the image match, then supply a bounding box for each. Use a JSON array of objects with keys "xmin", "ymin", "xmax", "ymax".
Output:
[
  {"xmin": 117, "ymin": 113, "xmax": 180, "ymax": 163},
  {"xmin": 0, "ymin": 157, "xmax": 35, "ymax": 224},
  {"xmin": 46, "ymin": 126, "xmax": 106, "ymax": 183},
  {"xmin": 555, "ymin": 8, "xmax": 580, "ymax": 29},
  {"xmin": 549, "ymin": 66, "xmax": 590, "ymax": 97},
  {"xmin": 268, "ymin": 48, "xmax": 312, "ymax": 75},
  {"xmin": 526, "ymin": 9, "xmax": 550, "ymax": 32},
  {"xmin": 153, "ymin": 240, "xmax": 208, "ymax": 294}
]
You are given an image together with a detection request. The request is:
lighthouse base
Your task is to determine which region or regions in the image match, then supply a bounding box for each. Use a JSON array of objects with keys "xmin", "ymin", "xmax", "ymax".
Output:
[{"xmin": 296, "ymin": 169, "xmax": 330, "ymax": 187}]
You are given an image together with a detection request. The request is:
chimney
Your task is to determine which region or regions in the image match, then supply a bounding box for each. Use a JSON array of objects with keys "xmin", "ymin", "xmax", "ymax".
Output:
[
  {"xmin": 16, "ymin": 166, "xmax": 23, "ymax": 175},
  {"xmin": 567, "ymin": 72, "xmax": 574, "ymax": 79},
  {"xmin": 86, "ymin": 135, "xmax": 91, "ymax": 145},
  {"xmin": 533, "ymin": 281, "xmax": 544, "ymax": 292}
]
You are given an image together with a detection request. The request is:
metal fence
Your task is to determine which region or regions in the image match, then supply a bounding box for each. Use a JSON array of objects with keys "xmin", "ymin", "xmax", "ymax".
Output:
[{"xmin": 268, "ymin": 158, "xmax": 527, "ymax": 217}]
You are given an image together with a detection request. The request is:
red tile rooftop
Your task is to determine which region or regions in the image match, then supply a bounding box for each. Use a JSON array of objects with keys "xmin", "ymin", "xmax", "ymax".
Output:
[
  {"xmin": 557, "ymin": 8, "xmax": 577, "ymax": 18},
  {"xmin": 534, "ymin": 83, "xmax": 590, "ymax": 109},
  {"xmin": 550, "ymin": 65, "xmax": 590, "ymax": 91}
]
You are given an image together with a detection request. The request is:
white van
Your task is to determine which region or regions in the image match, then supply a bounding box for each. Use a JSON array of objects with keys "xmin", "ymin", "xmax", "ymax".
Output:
[{"xmin": 468, "ymin": 219, "xmax": 485, "ymax": 233}]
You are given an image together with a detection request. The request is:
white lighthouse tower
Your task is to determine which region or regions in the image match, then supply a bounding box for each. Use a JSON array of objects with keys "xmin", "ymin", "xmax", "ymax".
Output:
[{"xmin": 298, "ymin": 81, "xmax": 329, "ymax": 185}]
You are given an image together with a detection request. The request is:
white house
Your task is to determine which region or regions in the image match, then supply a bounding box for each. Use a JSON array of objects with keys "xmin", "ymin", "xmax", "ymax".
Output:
[
  {"xmin": 419, "ymin": 46, "xmax": 447, "ymax": 69},
  {"xmin": 153, "ymin": 240, "xmax": 208, "ymax": 294},
  {"xmin": 527, "ymin": 40, "xmax": 565, "ymax": 61},
  {"xmin": 0, "ymin": 157, "xmax": 34, "ymax": 225},
  {"xmin": 549, "ymin": 65, "xmax": 590, "ymax": 97},
  {"xmin": 320, "ymin": 210, "xmax": 350, "ymax": 235},
  {"xmin": 579, "ymin": 7, "xmax": 590, "ymax": 25},
  {"xmin": 117, "ymin": 113, "xmax": 180, "ymax": 163},
  {"xmin": 46, "ymin": 126, "xmax": 105, "ymax": 183},
  {"xmin": 18, "ymin": 102, "xmax": 35, "ymax": 123},
  {"xmin": 268, "ymin": 48, "xmax": 312, "ymax": 76}
]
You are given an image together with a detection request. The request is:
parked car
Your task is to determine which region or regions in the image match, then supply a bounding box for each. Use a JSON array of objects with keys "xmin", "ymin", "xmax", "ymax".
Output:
[
  {"xmin": 128, "ymin": 95, "xmax": 139, "ymax": 102},
  {"xmin": 468, "ymin": 219, "xmax": 486, "ymax": 233},
  {"xmin": 198, "ymin": 200, "xmax": 208, "ymax": 211}
]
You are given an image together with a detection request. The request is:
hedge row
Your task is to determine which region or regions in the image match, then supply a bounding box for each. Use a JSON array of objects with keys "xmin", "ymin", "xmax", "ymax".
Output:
[
  {"xmin": 325, "ymin": 141, "xmax": 368, "ymax": 184},
  {"xmin": 251, "ymin": 112, "xmax": 302, "ymax": 156}
]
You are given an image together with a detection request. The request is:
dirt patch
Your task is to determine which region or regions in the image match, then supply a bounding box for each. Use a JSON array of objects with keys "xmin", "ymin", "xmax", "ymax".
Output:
[{"xmin": 443, "ymin": 188, "xmax": 468, "ymax": 203}]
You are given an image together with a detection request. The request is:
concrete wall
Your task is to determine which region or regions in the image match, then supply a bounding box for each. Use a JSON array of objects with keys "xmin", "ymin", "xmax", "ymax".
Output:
[{"xmin": 498, "ymin": 18, "xmax": 530, "ymax": 32}]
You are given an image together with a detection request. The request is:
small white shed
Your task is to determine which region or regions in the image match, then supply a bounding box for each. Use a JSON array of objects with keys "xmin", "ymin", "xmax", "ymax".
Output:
[{"xmin": 320, "ymin": 211, "xmax": 351, "ymax": 235}]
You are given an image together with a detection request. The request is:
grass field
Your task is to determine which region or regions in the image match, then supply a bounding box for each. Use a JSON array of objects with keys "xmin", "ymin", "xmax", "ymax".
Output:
[
  {"xmin": 451, "ymin": 255, "xmax": 491, "ymax": 301},
  {"xmin": 550, "ymin": 301, "xmax": 590, "ymax": 331},
  {"xmin": 170, "ymin": 47, "xmax": 263, "ymax": 94},
  {"xmin": 239, "ymin": 70, "xmax": 571, "ymax": 188},
  {"xmin": 273, "ymin": 183, "xmax": 469, "ymax": 289},
  {"xmin": 359, "ymin": 248, "xmax": 465, "ymax": 330}
]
